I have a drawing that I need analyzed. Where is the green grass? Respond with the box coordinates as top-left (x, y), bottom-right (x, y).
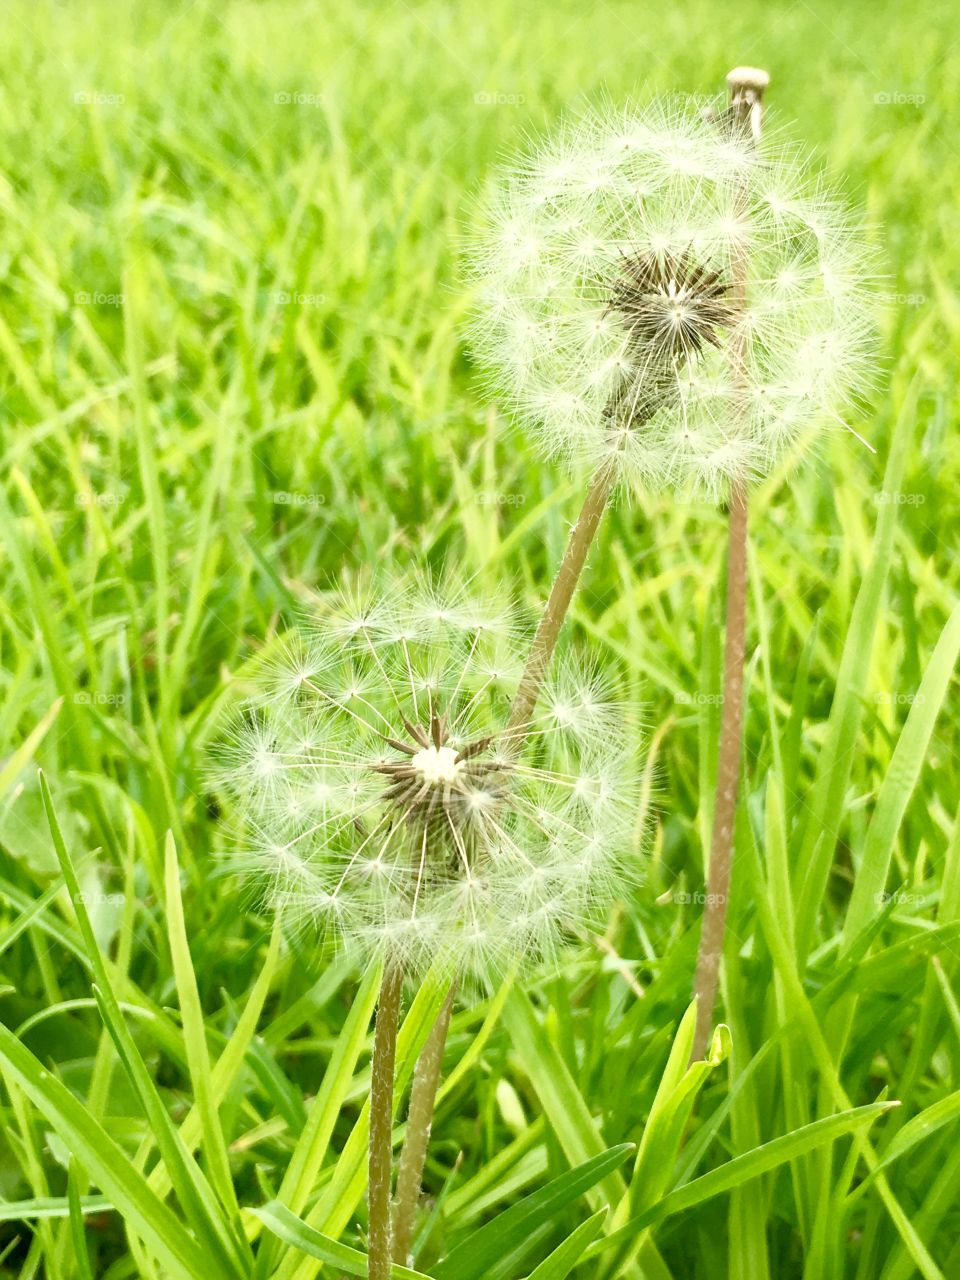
top-left (0, 0), bottom-right (958, 1275)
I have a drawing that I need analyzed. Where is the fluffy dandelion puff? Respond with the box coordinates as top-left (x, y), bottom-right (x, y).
top-left (466, 97), bottom-right (880, 501)
top-left (217, 580), bottom-right (640, 980)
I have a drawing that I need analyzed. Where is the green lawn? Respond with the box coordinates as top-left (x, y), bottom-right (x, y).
top-left (0, 0), bottom-right (958, 1276)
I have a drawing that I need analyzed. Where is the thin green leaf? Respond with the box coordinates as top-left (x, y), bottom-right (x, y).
top-left (40, 771), bottom-right (247, 1279)
top-left (164, 832), bottom-right (245, 1229)
top-left (843, 599), bottom-right (960, 949)
top-left (502, 989), bottom-right (626, 1210)
top-left (586, 1104), bottom-right (896, 1261)
top-left (0, 1023), bottom-right (206, 1280)
top-left (254, 960), bottom-right (382, 1279)
top-left (0, 1196), bottom-right (110, 1223)
top-left (252, 1201), bottom-right (430, 1278)
top-left (279, 969), bottom-right (450, 1280)
top-left (0, 696), bottom-right (62, 801)
top-left (525, 1208), bottom-right (609, 1280)
top-left (279, 961), bottom-right (382, 1214)
top-left (432, 1145), bottom-right (632, 1280)
top-left (68, 1162), bottom-right (96, 1280)
top-left (793, 381), bottom-right (916, 959)
top-left (151, 917), bottom-right (282, 1203)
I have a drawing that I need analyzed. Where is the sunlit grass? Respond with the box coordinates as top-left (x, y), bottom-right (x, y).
top-left (0, 0), bottom-right (958, 1275)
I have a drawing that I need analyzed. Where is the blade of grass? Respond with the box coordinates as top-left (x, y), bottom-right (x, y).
top-left (842, 598), bottom-right (960, 949)
top-left (41, 771), bottom-right (249, 1279)
top-left (253, 961), bottom-right (382, 1278)
top-left (793, 380), bottom-right (916, 960)
top-left (432, 1145), bottom-right (632, 1280)
top-left (164, 833), bottom-right (248, 1238)
top-left (277, 970), bottom-right (450, 1280)
top-left (524, 1207), bottom-right (608, 1280)
top-left (585, 1104), bottom-right (897, 1260)
top-left (151, 917), bottom-right (282, 1202)
top-left (253, 1201), bottom-right (431, 1278)
top-left (123, 256), bottom-right (171, 745)
top-left (502, 988), bottom-right (673, 1280)
top-left (0, 1024), bottom-right (208, 1280)
top-left (67, 1162), bottom-right (96, 1280)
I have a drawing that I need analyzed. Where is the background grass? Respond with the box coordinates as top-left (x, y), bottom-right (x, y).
top-left (0, 0), bottom-right (958, 1275)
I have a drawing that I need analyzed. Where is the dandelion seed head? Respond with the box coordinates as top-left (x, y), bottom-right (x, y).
top-left (467, 96), bottom-right (880, 498)
top-left (216, 577), bottom-right (641, 981)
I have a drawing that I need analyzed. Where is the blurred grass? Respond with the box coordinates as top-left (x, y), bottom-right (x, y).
top-left (0, 0), bottom-right (958, 1275)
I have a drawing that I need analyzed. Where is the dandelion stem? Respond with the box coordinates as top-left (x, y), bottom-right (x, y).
top-left (368, 962), bottom-right (404, 1280)
top-left (691, 65), bottom-right (768, 1062)
top-left (392, 984), bottom-right (457, 1265)
top-left (508, 462), bottom-right (616, 736)
top-left (691, 477), bottom-right (749, 1059)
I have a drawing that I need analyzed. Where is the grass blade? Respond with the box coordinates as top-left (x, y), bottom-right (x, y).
top-left (0, 1023), bottom-right (207, 1280)
top-left (432, 1145), bottom-right (632, 1280)
top-left (164, 833), bottom-right (246, 1231)
top-left (68, 1162), bottom-right (96, 1280)
top-left (40, 772), bottom-right (248, 1279)
top-left (524, 1207), bottom-right (609, 1279)
top-left (843, 598), bottom-right (960, 949)
top-left (586, 1104), bottom-right (897, 1260)
top-left (793, 381), bottom-right (916, 959)
top-left (252, 1201), bottom-right (430, 1278)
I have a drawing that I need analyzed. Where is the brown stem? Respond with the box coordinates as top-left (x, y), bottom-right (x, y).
top-left (391, 984), bottom-right (457, 1266)
top-left (691, 479), bottom-right (749, 1060)
top-left (689, 65), bottom-right (768, 1064)
top-left (507, 462), bottom-right (616, 737)
top-left (368, 963), bottom-right (404, 1280)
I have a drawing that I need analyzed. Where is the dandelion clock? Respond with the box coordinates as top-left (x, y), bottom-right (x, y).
top-left (220, 581), bottom-right (637, 981)
top-left (467, 80), bottom-right (877, 500)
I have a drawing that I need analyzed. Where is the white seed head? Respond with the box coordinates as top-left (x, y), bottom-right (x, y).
top-left (466, 97), bottom-right (881, 501)
top-left (216, 577), bottom-right (642, 981)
